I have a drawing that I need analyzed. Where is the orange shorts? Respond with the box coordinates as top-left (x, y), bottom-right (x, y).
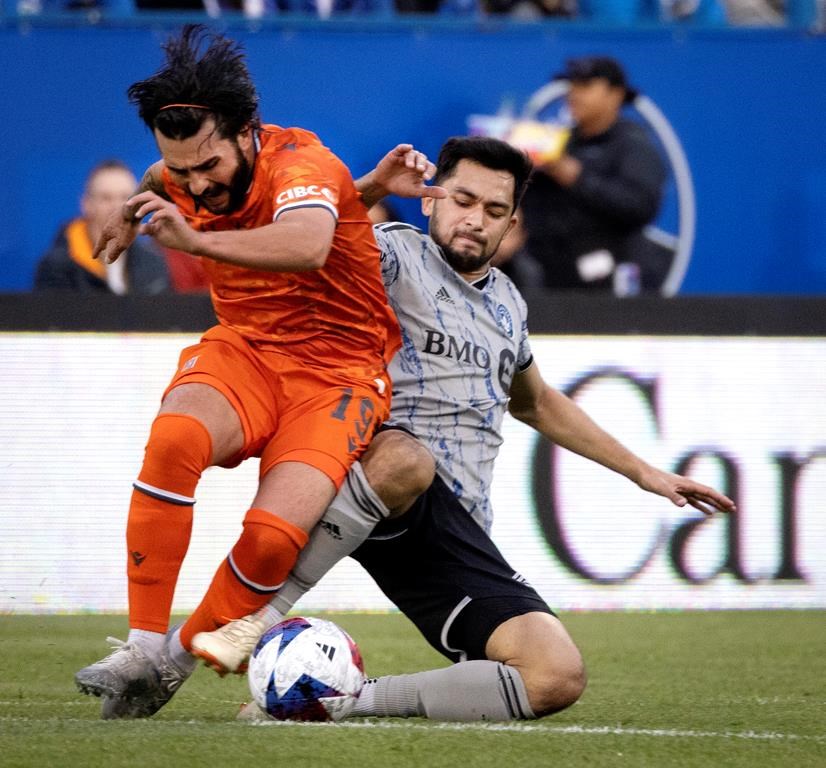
top-left (163, 324), bottom-right (391, 488)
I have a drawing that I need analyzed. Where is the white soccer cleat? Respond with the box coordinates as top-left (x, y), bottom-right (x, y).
top-left (191, 613), bottom-right (271, 676)
top-left (75, 637), bottom-right (157, 702)
top-left (119, 645), bottom-right (193, 718)
top-left (82, 629), bottom-right (194, 720)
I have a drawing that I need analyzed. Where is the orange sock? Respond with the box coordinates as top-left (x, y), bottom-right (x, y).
top-left (127, 413), bottom-right (212, 634)
top-left (180, 508), bottom-right (309, 650)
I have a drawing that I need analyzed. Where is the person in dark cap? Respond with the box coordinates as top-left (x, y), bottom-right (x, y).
top-left (558, 56), bottom-right (640, 104)
top-left (520, 56), bottom-right (669, 294)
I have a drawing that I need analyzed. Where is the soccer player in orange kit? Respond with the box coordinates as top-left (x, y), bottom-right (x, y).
top-left (74, 24), bottom-right (437, 719)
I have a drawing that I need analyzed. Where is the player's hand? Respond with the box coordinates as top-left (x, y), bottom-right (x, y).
top-left (92, 207), bottom-right (142, 265)
top-left (372, 144), bottom-right (447, 201)
top-left (636, 467), bottom-right (736, 517)
top-left (129, 191), bottom-right (201, 253)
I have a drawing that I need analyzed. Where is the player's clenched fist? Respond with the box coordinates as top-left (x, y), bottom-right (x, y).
top-left (130, 191), bottom-right (201, 253)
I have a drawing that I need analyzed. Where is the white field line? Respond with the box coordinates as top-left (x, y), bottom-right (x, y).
top-left (0, 708), bottom-right (824, 743)
top-left (252, 720), bottom-right (826, 742)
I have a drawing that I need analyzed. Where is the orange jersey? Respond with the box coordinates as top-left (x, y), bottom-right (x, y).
top-left (161, 125), bottom-right (400, 375)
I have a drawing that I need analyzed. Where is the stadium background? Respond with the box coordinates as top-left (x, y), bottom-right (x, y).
top-left (0, 12), bottom-right (824, 617)
top-left (1, 17), bottom-right (825, 293)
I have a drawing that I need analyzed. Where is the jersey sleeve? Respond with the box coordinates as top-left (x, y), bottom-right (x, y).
top-left (270, 146), bottom-right (341, 222)
top-left (517, 322), bottom-right (533, 371)
top-left (373, 222), bottom-right (416, 293)
top-left (514, 285), bottom-right (533, 371)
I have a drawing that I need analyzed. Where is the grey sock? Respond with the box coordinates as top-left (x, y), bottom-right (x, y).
top-left (126, 629), bottom-right (165, 663)
top-left (351, 661), bottom-right (536, 721)
top-left (167, 627), bottom-right (197, 674)
top-left (270, 461), bottom-right (389, 615)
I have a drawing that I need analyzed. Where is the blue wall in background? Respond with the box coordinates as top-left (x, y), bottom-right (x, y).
top-left (1, 21), bottom-right (824, 293)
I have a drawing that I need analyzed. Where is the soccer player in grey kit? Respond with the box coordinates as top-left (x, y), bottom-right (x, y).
top-left (175, 137), bottom-right (737, 721)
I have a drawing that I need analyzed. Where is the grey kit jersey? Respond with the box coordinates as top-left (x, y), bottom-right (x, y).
top-left (374, 222), bottom-right (533, 533)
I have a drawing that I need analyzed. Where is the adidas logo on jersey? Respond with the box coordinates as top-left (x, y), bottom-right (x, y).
top-left (435, 286), bottom-right (455, 304)
top-left (320, 520), bottom-right (343, 540)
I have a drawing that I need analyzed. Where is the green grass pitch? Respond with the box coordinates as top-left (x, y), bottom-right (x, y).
top-left (1, 611), bottom-right (824, 768)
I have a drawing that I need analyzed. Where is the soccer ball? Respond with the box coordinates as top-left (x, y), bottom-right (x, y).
top-left (248, 616), bottom-right (365, 722)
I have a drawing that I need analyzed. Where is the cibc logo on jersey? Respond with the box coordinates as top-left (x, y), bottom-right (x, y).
top-left (275, 185), bottom-right (337, 205)
top-left (423, 329), bottom-right (516, 393)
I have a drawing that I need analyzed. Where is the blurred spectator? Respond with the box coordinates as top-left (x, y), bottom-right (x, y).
top-left (490, 210), bottom-right (544, 294)
top-left (657, 0), bottom-right (727, 22)
top-left (720, 0), bottom-right (784, 24)
top-left (483, 0), bottom-right (575, 19)
top-left (34, 160), bottom-right (171, 295)
top-left (368, 198), bottom-right (403, 225)
top-left (223, 0), bottom-right (389, 15)
top-left (520, 56), bottom-right (668, 294)
top-left (135, 0), bottom-right (205, 9)
top-left (162, 248), bottom-right (211, 293)
top-left (14, 0), bottom-right (815, 20)
top-left (393, 0), bottom-right (439, 11)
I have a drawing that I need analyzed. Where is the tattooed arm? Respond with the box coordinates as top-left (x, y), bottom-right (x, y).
top-left (94, 161), bottom-right (169, 264)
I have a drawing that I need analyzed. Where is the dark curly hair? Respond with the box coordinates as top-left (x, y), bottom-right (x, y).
top-left (434, 136), bottom-right (533, 210)
top-left (127, 25), bottom-right (260, 140)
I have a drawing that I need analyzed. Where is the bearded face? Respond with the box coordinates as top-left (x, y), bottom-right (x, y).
top-left (425, 160), bottom-right (517, 279)
top-left (156, 119), bottom-right (255, 216)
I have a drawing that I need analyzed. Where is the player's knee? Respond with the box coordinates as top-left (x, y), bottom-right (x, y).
top-left (363, 430), bottom-right (435, 515)
top-left (526, 647), bottom-right (587, 717)
top-left (489, 613), bottom-right (586, 718)
top-left (140, 413), bottom-right (212, 484)
top-left (143, 413), bottom-right (213, 476)
top-left (390, 435), bottom-right (435, 496)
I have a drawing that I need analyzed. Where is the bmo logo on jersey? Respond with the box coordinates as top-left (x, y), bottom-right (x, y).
top-left (423, 329), bottom-right (491, 368)
top-left (276, 185), bottom-right (337, 205)
top-left (423, 329), bottom-right (516, 393)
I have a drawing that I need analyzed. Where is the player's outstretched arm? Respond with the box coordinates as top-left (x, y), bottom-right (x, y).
top-left (508, 364), bottom-right (736, 516)
top-left (632, 465), bottom-right (736, 517)
top-left (356, 144), bottom-right (447, 210)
